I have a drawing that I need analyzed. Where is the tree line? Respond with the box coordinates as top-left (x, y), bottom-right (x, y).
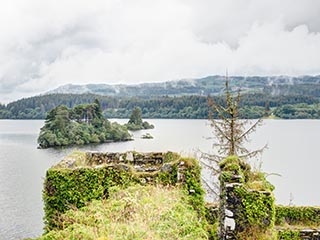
top-left (0, 92), bottom-right (319, 120)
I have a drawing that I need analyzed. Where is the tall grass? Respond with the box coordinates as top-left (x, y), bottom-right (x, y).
top-left (38, 185), bottom-right (209, 240)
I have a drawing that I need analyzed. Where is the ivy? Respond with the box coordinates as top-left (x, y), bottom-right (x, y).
top-left (275, 205), bottom-right (320, 226)
top-left (43, 167), bottom-right (135, 231)
top-left (234, 186), bottom-right (275, 229)
top-left (42, 152), bottom-right (208, 234)
top-left (277, 229), bottom-right (301, 240)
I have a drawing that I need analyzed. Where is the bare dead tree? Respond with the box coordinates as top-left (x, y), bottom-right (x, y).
top-left (200, 75), bottom-right (265, 199)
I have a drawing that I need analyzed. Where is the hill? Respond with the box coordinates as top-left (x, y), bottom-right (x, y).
top-left (1, 75), bottom-right (320, 119)
top-left (47, 75), bottom-right (320, 97)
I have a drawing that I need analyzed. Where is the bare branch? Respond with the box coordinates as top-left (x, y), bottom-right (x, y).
top-left (204, 77), bottom-right (265, 200)
top-left (236, 118), bottom-right (262, 142)
top-left (201, 177), bottom-right (219, 196)
top-left (199, 159), bottom-right (220, 174)
top-left (210, 119), bottom-right (232, 142)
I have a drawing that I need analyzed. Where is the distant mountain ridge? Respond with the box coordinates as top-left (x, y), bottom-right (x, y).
top-left (1, 75), bottom-right (319, 120)
top-left (47, 75), bottom-right (320, 97)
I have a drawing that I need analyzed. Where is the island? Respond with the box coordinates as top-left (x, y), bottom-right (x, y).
top-left (141, 133), bottom-right (153, 139)
top-left (37, 99), bottom-right (131, 148)
top-left (125, 107), bottom-right (155, 130)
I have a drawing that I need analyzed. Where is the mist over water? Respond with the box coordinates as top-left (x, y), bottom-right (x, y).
top-left (0, 119), bottom-right (319, 239)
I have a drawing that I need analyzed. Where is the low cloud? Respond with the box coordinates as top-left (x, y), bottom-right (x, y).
top-left (0, 0), bottom-right (320, 103)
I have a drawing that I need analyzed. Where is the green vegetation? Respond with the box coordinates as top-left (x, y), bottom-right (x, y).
top-left (37, 100), bottom-right (131, 148)
top-left (263, 83), bottom-right (320, 98)
top-left (0, 92), bottom-right (319, 120)
top-left (125, 107), bottom-right (154, 130)
top-left (38, 185), bottom-right (209, 240)
top-left (205, 79), bottom-right (277, 239)
top-left (277, 229), bottom-right (301, 240)
top-left (219, 156), bottom-right (276, 240)
top-left (217, 150), bottom-right (319, 239)
top-left (205, 79), bottom-right (320, 239)
top-left (234, 186), bottom-right (275, 228)
top-left (275, 206), bottom-right (320, 240)
top-left (219, 155), bottom-right (250, 183)
top-left (141, 133), bottom-right (153, 139)
top-left (47, 75), bottom-right (320, 98)
top-left (28, 76), bottom-right (320, 239)
top-left (1, 75), bottom-right (319, 119)
top-left (42, 151), bottom-right (211, 236)
top-left (275, 206), bottom-right (320, 227)
top-left (43, 165), bottom-right (135, 230)
top-left (274, 103), bottom-right (320, 119)
top-left (208, 80), bottom-right (263, 159)
top-left (203, 79), bottom-right (264, 182)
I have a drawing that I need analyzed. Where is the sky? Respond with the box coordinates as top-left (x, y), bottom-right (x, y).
top-left (1, 0), bottom-right (320, 103)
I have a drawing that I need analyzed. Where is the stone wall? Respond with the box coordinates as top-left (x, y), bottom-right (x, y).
top-left (276, 205), bottom-right (320, 240)
top-left (277, 228), bottom-right (320, 240)
top-left (218, 156), bottom-right (320, 240)
top-left (43, 151), bottom-right (320, 238)
top-left (86, 151), bottom-right (165, 167)
top-left (43, 151), bottom-right (204, 231)
top-left (218, 156), bottom-right (275, 239)
top-left (299, 229), bottom-right (320, 239)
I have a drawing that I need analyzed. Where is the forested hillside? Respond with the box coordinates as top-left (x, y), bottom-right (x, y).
top-left (47, 75), bottom-right (320, 97)
top-left (1, 75), bottom-right (320, 119)
top-left (0, 92), bottom-right (319, 119)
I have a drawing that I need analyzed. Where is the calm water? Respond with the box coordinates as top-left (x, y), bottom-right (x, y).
top-left (0, 119), bottom-right (319, 239)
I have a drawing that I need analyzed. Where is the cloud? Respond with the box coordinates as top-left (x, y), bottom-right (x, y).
top-left (0, 0), bottom-right (320, 103)
top-left (188, 0), bottom-right (320, 45)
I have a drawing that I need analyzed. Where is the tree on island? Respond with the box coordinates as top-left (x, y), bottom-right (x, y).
top-left (38, 99), bottom-right (131, 148)
top-left (126, 107), bottom-right (154, 130)
top-left (128, 107), bottom-right (143, 126)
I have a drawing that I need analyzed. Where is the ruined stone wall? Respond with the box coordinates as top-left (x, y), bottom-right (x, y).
top-left (218, 156), bottom-right (320, 240)
top-left (218, 156), bottom-right (275, 239)
top-left (43, 151), bottom-right (204, 231)
top-left (277, 229), bottom-right (320, 240)
top-left (276, 205), bottom-right (320, 240)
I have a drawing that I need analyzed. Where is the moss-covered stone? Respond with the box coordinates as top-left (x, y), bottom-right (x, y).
top-left (43, 166), bottom-right (136, 230)
top-left (233, 186), bottom-right (275, 230)
top-left (218, 156), bottom-right (320, 240)
top-left (39, 185), bottom-right (209, 240)
top-left (219, 156), bottom-right (275, 239)
top-left (43, 151), bottom-right (205, 232)
top-left (277, 229), bottom-right (301, 240)
top-left (275, 206), bottom-right (320, 227)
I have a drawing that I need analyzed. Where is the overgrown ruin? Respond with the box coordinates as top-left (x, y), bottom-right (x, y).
top-left (42, 151), bottom-right (320, 239)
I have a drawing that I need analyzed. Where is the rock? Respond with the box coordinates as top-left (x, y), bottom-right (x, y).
top-left (140, 178), bottom-right (147, 184)
top-left (141, 133), bottom-right (153, 139)
top-left (160, 163), bottom-right (173, 173)
top-left (145, 167), bottom-right (158, 172)
top-left (126, 152), bottom-right (134, 162)
top-left (134, 166), bottom-right (145, 172)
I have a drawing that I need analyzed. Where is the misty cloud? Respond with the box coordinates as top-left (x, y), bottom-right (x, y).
top-left (0, 0), bottom-right (320, 103)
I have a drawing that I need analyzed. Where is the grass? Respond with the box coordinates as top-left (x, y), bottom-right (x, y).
top-left (37, 185), bottom-right (209, 240)
top-left (53, 150), bottom-right (87, 169)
